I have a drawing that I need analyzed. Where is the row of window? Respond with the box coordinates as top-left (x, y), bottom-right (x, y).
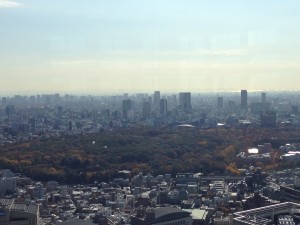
top-left (164, 219), bottom-right (186, 225)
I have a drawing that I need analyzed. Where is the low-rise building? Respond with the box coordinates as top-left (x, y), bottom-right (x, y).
top-left (131, 207), bottom-right (192, 225)
top-left (0, 198), bottom-right (40, 225)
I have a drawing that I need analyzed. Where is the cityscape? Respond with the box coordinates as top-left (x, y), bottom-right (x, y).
top-left (2, 0), bottom-right (300, 225)
top-left (0, 90), bottom-right (300, 225)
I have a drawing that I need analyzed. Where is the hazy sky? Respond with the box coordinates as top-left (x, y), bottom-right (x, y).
top-left (1, 0), bottom-right (300, 94)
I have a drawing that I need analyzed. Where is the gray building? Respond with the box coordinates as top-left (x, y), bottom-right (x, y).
top-left (131, 207), bottom-right (192, 225)
top-left (179, 93), bottom-right (192, 113)
top-left (0, 199), bottom-right (40, 225)
top-left (241, 90), bottom-right (247, 112)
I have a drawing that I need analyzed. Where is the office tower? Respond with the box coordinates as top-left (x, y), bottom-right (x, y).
top-left (261, 111), bottom-right (276, 128)
top-left (153, 91), bottom-right (160, 108)
top-left (241, 90), bottom-right (248, 111)
top-left (122, 99), bottom-right (134, 120)
top-left (172, 94), bottom-right (177, 106)
top-left (217, 97), bottom-right (224, 109)
top-left (5, 105), bottom-right (15, 120)
top-left (160, 99), bottom-right (168, 115)
top-left (261, 92), bottom-right (266, 103)
top-left (1, 97), bottom-right (7, 105)
top-left (179, 92), bottom-right (192, 112)
top-left (36, 95), bottom-right (41, 104)
top-left (142, 102), bottom-right (151, 119)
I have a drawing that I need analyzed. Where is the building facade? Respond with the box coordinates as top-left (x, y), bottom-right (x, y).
top-left (0, 199), bottom-right (40, 225)
top-left (160, 99), bottom-right (168, 115)
top-left (241, 90), bottom-right (248, 112)
top-left (179, 93), bottom-right (192, 113)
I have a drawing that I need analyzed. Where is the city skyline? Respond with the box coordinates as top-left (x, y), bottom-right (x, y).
top-left (1, 0), bottom-right (300, 94)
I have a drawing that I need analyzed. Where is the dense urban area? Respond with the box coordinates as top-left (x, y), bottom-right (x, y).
top-left (1, 91), bottom-right (300, 225)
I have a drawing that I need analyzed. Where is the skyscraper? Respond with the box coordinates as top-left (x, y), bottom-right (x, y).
top-left (241, 90), bottom-right (248, 111)
top-left (153, 91), bottom-right (160, 109)
top-left (179, 92), bottom-right (192, 112)
top-left (217, 97), bottom-right (224, 109)
top-left (261, 92), bottom-right (266, 103)
top-left (261, 111), bottom-right (276, 128)
top-left (160, 99), bottom-right (168, 115)
top-left (122, 99), bottom-right (134, 120)
top-left (142, 101), bottom-right (151, 119)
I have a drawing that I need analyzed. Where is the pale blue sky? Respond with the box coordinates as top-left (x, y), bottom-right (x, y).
top-left (1, 0), bottom-right (300, 94)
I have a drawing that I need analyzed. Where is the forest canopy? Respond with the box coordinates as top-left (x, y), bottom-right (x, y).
top-left (0, 126), bottom-right (298, 184)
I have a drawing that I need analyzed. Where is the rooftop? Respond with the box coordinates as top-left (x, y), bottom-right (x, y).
top-left (154, 207), bottom-right (191, 220)
top-left (183, 209), bottom-right (208, 220)
top-left (59, 220), bottom-right (95, 225)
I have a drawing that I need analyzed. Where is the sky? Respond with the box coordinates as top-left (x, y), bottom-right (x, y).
top-left (1, 0), bottom-right (300, 95)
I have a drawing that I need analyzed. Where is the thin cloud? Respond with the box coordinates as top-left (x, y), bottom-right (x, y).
top-left (0, 0), bottom-right (22, 8)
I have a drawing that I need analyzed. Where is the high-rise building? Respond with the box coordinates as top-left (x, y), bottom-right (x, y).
top-left (160, 99), bottom-right (168, 115)
top-left (153, 91), bottom-right (160, 109)
top-left (217, 97), bottom-right (224, 109)
top-left (1, 97), bottom-right (7, 105)
top-left (179, 92), bottom-right (192, 112)
top-left (5, 105), bottom-right (15, 120)
top-left (261, 92), bottom-right (266, 103)
top-left (122, 99), bottom-right (134, 120)
top-left (241, 90), bottom-right (248, 111)
top-left (147, 96), bottom-right (152, 107)
top-left (261, 111), bottom-right (276, 128)
top-left (142, 102), bottom-right (151, 119)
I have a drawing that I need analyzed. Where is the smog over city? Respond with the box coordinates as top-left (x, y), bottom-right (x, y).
top-left (1, 1), bottom-right (300, 225)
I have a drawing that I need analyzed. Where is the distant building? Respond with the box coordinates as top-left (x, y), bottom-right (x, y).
top-left (28, 118), bottom-right (36, 133)
top-left (241, 90), bottom-right (247, 112)
top-left (250, 102), bottom-right (262, 115)
top-left (1, 97), bottom-right (8, 105)
top-left (160, 99), bottom-right (168, 115)
top-left (142, 102), bottom-right (151, 119)
top-left (217, 97), bottom-right (223, 109)
top-left (179, 92), bottom-right (192, 113)
top-left (261, 93), bottom-right (266, 103)
top-left (122, 99), bottom-right (134, 120)
top-left (261, 111), bottom-right (276, 128)
top-left (167, 95), bottom-right (177, 110)
top-left (148, 96), bottom-right (153, 107)
top-left (154, 91), bottom-right (160, 109)
top-left (5, 105), bottom-right (15, 120)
